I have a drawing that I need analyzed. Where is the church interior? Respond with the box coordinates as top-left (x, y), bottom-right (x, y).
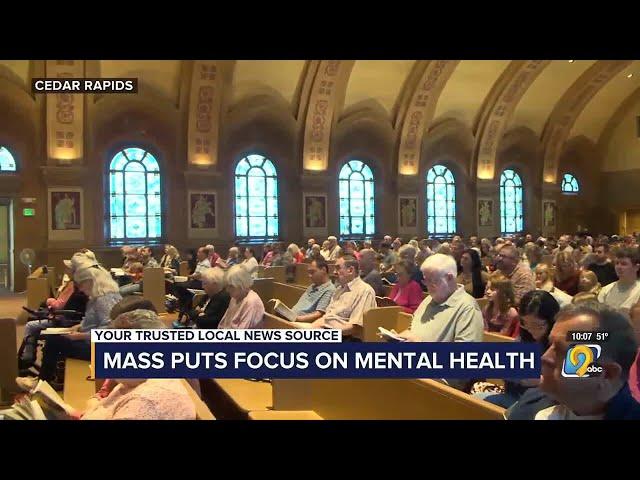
top-left (1, 59), bottom-right (639, 421)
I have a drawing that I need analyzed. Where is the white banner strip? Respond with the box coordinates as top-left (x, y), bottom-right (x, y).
top-left (91, 329), bottom-right (342, 343)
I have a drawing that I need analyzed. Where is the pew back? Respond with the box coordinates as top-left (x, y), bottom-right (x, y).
top-left (260, 266), bottom-right (286, 283)
top-left (142, 267), bottom-right (166, 314)
top-left (0, 317), bottom-right (18, 405)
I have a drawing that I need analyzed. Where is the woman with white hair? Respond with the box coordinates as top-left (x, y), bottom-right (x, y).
top-left (17, 266), bottom-right (122, 391)
top-left (218, 265), bottom-right (265, 329)
top-left (82, 308), bottom-right (196, 420)
top-left (216, 246), bottom-right (240, 269)
top-left (174, 267), bottom-right (231, 329)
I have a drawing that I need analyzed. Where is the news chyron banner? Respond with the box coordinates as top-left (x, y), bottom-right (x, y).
top-left (91, 329), bottom-right (541, 379)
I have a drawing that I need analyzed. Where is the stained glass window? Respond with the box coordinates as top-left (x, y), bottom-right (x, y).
top-left (426, 164), bottom-right (456, 237)
top-left (339, 160), bottom-right (375, 237)
top-left (561, 173), bottom-right (579, 194)
top-left (108, 147), bottom-right (162, 242)
top-left (234, 154), bottom-right (278, 241)
top-left (0, 146), bottom-right (17, 172)
top-left (500, 169), bottom-right (524, 235)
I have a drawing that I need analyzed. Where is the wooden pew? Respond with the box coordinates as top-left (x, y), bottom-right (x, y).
top-left (252, 277), bottom-right (275, 306)
top-left (26, 266), bottom-right (51, 310)
top-left (396, 311), bottom-right (412, 332)
top-left (483, 331), bottom-right (515, 342)
top-left (178, 261), bottom-right (190, 276)
top-left (314, 378), bottom-right (505, 419)
top-left (358, 306), bottom-right (402, 342)
top-left (294, 263), bottom-right (311, 286)
top-left (64, 359), bottom-right (215, 419)
top-left (142, 267), bottom-right (166, 314)
top-left (260, 266), bottom-right (286, 283)
top-left (0, 317), bottom-right (18, 406)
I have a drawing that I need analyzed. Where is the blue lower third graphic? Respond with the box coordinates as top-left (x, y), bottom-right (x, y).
top-left (93, 342), bottom-right (541, 379)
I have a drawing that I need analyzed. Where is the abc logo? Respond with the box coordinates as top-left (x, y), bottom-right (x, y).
top-left (562, 344), bottom-right (602, 378)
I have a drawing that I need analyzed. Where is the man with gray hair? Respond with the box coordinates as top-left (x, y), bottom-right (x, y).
top-left (358, 249), bottom-right (385, 297)
top-left (311, 255), bottom-right (376, 336)
top-left (508, 302), bottom-right (640, 420)
top-left (399, 253), bottom-right (483, 342)
top-left (326, 236), bottom-right (342, 261)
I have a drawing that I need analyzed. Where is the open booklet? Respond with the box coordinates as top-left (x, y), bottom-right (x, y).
top-left (266, 299), bottom-right (297, 322)
top-left (0, 380), bottom-right (76, 420)
top-left (41, 327), bottom-right (73, 335)
top-left (377, 327), bottom-right (407, 343)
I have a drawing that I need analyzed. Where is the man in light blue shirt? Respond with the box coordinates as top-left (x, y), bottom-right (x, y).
top-left (292, 258), bottom-right (336, 323)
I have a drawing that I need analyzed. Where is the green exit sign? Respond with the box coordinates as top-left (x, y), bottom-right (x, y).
top-left (23, 208), bottom-right (35, 217)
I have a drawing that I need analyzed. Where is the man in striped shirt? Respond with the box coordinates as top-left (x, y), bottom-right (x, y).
top-left (292, 258), bottom-right (336, 323)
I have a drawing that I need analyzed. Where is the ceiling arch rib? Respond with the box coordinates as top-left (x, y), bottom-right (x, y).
top-left (302, 60), bottom-right (355, 172)
top-left (473, 60), bottom-right (550, 180)
top-left (541, 60), bottom-right (631, 184)
top-left (396, 60), bottom-right (459, 175)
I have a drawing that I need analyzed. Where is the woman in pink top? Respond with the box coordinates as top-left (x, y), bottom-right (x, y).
top-left (218, 264), bottom-right (265, 329)
top-left (629, 302), bottom-right (640, 401)
top-left (387, 261), bottom-right (423, 314)
top-left (81, 308), bottom-right (196, 420)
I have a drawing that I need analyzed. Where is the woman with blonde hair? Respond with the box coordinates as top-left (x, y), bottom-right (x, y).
top-left (287, 243), bottom-right (305, 263)
top-left (483, 272), bottom-right (519, 337)
top-left (553, 250), bottom-right (580, 296)
top-left (578, 269), bottom-right (601, 295)
top-left (218, 265), bottom-right (265, 329)
top-left (160, 244), bottom-right (181, 274)
top-left (534, 263), bottom-right (573, 307)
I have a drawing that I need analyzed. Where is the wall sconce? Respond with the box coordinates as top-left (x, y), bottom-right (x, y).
top-left (192, 153), bottom-right (213, 167)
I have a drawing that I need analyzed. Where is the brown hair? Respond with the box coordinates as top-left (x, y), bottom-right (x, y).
top-left (488, 271), bottom-right (515, 314)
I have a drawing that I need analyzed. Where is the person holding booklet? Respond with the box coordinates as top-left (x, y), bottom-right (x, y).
top-left (280, 258), bottom-right (336, 323)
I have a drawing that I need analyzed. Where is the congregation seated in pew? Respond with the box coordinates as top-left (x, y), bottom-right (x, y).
top-left (174, 267), bottom-right (230, 329)
top-left (397, 254), bottom-right (483, 343)
top-left (308, 256), bottom-right (376, 337)
top-left (289, 258), bottom-right (335, 323)
top-left (81, 309), bottom-right (196, 420)
top-left (218, 264), bottom-right (265, 329)
top-left (473, 290), bottom-right (560, 409)
top-left (506, 302), bottom-right (640, 420)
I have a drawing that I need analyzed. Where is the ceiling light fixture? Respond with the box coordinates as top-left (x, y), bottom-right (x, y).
top-left (627, 73), bottom-right (634, 78)
top-left (568, 60), bottom-right (574, 63)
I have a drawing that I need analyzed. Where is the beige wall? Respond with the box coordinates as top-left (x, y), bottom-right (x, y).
top-left (602, 95), bottom-right (640, 172)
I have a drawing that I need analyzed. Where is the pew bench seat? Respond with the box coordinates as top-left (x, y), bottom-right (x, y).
top-left (201, 378), bottom-right (273, 419)
top-left (248, 410), bottom-right (323, 420)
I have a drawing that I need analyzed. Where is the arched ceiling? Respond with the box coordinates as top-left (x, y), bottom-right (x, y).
top-left (0, 60), bottom-right (29, 86)
top-left (343, 60), bottom-right (415, 116)
top-left (231, 60), bottom-right (306, 107)
top-left (434, 60), bottom-right (510, 127)
top-left (511, 60), bottom-right (595, 136)
top-left (2, 59), bottom-right (639, 174)
top-left (572, 60), bottom-right (640, 141)
top-left (99, 60), bottom-right (182, 106)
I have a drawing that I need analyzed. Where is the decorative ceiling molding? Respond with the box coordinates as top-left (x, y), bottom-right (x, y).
top-left (301, 60), bottom-right (355, 172)
top-left (541, 60), bottom-right (631, 184)
top-left (45, 60), bottom-right (86, 165)
top-left (396, 60), bottom-right (459, 176)
top-left (186, 60), bottom-right (223, 168)
top-left (473, 60), bottom-right (550, 180)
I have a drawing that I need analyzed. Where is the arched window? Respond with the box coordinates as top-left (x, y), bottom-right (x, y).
top-left (108, 147), bottom-right (162, 242)
top-left (426, 164), bottom-right (456, 236)
top-left (561, 173), bottom-right (579, 194)
top-left (0, 146), bottom-right (17, 172)
top-left (500, 169), bottom-right (524, 234)
top-left (234, 154), bottom-right (278, 241)
top-left (339, 160), bottom-right (375, 237)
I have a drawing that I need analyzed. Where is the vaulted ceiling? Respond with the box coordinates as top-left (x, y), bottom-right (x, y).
top-left (1, 59), bottom-right (638, 170)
